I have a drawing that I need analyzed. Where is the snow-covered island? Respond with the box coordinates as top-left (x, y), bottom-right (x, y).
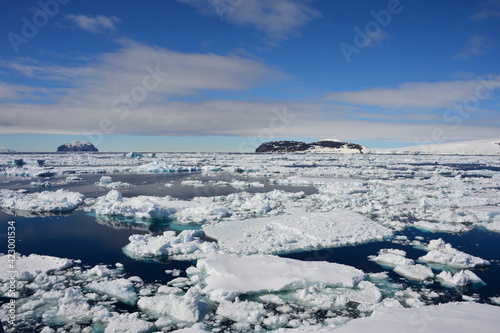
top-left (57, 141), bottom-right (99, 152)
top-left (255, 139), bottom-right (365, 153)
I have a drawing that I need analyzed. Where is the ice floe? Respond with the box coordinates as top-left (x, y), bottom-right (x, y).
top-left (327, 302), bottom-right (500, 333)
top-left (0, 189), bottom-right (84, 213)
top-left (203, 210), bottom-right (392, 255)
top-left (93, 190), bottom-right (194, 221)
top-left (123, 230), bottom-right (218, 261)
top-left (188, 253), bottom-right (365, 302)
top-left (436, 270), bottom-right (484, 287)
top-left (418, 238), bottom-right (491, 269)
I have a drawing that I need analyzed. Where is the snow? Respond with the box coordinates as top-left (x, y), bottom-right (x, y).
top-left (94, 190), bottom-right (194, 221)
top-left (203, 210), bottom-right (392, 255)
top-left (329, 302), bottom-right (500, 333)
top-left (137, 287), bottom-right (205, 322)
top-left (369, 249), bottom-right (414, 267)
top-left (103, 313), bottom-right (155, 333)
top-left (0, 254), bottom-right (73, 280)
top-left (216, 300), bottom-right (267, 325)
top-left (189, 253), bottom-right (365, 302)
top-left (393, 263), bottom-right (434, 282)
top-left (86, 278), bottom-right (138, 305)
top-left (135, 160), bottom-right (197, 173)
top-left (418, 238), bottom-right (491, 269)
top-left (0, 189), bottom-right (84, 213)
top-left (123, 230), bottom-right (218, 261)
top-left (436, 270), bottom-right (484, 287)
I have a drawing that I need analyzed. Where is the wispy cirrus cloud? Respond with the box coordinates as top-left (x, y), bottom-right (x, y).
top-left (65, 14), bottom-right (121, 33)
top-left (177, 0), bottom-right (321, 41)
top-left (454, 35), bottom-right (493, 60)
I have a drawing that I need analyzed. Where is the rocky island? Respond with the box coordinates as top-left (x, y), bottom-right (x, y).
top-left (57, 141), bottom-right (99, 152)
top-left (255, 139), bottom-right (365, 153)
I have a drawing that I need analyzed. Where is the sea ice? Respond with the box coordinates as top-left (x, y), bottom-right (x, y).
top-left (137, 287), bottom-right (206, 322)
top-left (189, 253), bottom-right (365, 302)
top-left (436, 270), bottom-right (484, 287)
top-left (135, 160), bottom-right (197, 173)
top-left (93, 190), bottom-right (194, 221)
top-left (123, 230), bottom-right (218, 261)
top-left (393, 263), bottom-right (434, 282)
top-left (0, 189), bottom-right (84, 213)
top-left (368, 249), bottom-right (414, 267)
top-left (0, 254), bottom-right (73, 281)
top-left (418, 238), bottom-right (491, 269)
top-left (86, 278), bottom-right (138, 305)
top-left (203, 210), bottom-right (392, 255)
top-left (329, 302), bottom-right (500, 333)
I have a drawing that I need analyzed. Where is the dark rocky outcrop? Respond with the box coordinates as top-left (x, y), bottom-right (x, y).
top-left (57, 141), bottom-right (98, 152)
top-left (255, 140), bottom-right (364, 153)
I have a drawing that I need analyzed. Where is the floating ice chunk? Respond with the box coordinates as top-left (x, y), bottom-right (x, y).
top-left (419, 238), bottom-right (490, 269)
top-left (103, 312), bottom-right (155, 333)
top-left (393, 264), bottom-right (434, 282)
top-left (55, 287), bottom-right (93, 324)
top-left (123, 230), bottom-right (218, 261)
top-left (0, 254), bottom-right (73, 281)
top-left (369, 249), bottom-right (414, 267)
top-left (86, 278), bottom-right (138, 305)
top-left (0, 189), bottom-right (84, 213)
top-left (173, 205), bottom-right (230, 224)
top-left (490, 297), bottom-right (500, 305)
top-left (137, 287), bottom-right (205, 322)
top-left (203, 210), bottom-right (392, 255)
top-left (135, 161), bottom-right (196, 173)
top-left (191, 253), bottom-right (365, 302)
top-left (414, 221), bottom-right (470, 234)
top-left (216, 300), bottom-right (267, 324)
top-left (436, 270), bottom-right (484, 287)
top-left (230, 180), bottom-right (265, 189)
top-left (94, 190), bottom-right (194, 221)
top-left (329, 302), bottom-right (500, 333)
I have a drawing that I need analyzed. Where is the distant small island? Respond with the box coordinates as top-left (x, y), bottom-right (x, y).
top-left (0, 147), bottom-right (16, 153)
top-left (255, 139), bottom-right (365, 153)
top-left (57, 141), bottom-right (99, 152)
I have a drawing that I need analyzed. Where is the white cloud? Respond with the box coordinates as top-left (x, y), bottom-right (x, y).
top-left (177, 0), bottom-right (321, 41)
top-left (65, 14), bottom-right (120, 33)
top-left (454, 35), bottom-right (492, 60)
top-left (327, 77), bottom-right (500, 109)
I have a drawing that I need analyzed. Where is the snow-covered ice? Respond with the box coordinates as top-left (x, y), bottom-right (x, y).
top-left (0, 189), bottom-right (84, 213)
top-left (123, 230), bottom-right (218, 261)
top-left (203, 210), bottom-right (392, 255)
top-left (418, 238), bottom-right (491, 269)
top-left (436, 270), bottom-right (485, 287)
top-left (0, 254), bottom-right (73, 281)
top-left (188, 253), bottom-right (365, 302)
top-left (94, 190), bottom-right (194, 221)
top-left (327, 302), bottom-right (500, 333)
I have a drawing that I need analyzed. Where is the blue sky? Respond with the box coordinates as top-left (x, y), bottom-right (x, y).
top-left (0, 0), bottom-right (499, 152)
